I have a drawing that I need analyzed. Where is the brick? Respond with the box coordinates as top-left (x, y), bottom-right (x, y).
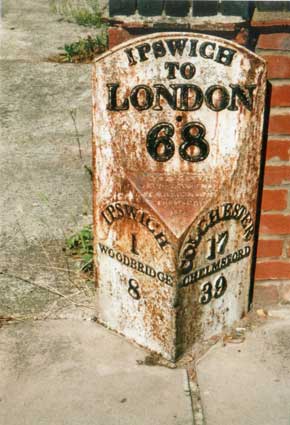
top-left (257, 239), bottom-right (283, 258)
top-left (266, 139), bottom-right (290, 161)
top-left (260, 214), bottom-right (290, 235)
top-left (252, 12), bottom-right (290, 28)
top-left (271, 85), bottom-right (290, 107)
top-left (256, 2), bottom-right (290, 12)
top-left (108, 27), bottom-right (135, 49)
top-left (263, 55), bottom-right (290, 79)
top-left (253, 284), bottom-right (279, 305)
top-left (258, 33), bottom-right (290, 50)
top-left (280, 283), bottom-right (290, 303)
top-left (255, 261), bottom-right (290, 280)
top-left (263, 165), bottom-right (290, 185)
top-left (269, 114), bottom-right (290, 135)
top-left (261, 189), bottom-right (288, 211)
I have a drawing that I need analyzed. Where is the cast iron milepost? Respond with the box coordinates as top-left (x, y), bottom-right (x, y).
top-left (92, 33), bottom-right (266, 361)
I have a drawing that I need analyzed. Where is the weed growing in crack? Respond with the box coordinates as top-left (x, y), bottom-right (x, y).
top-left (49, 1), bottom-right (108, 62)
top-left (50, 0), bottom-right (105, 28)
top-left (66, 225), bottom-right (93, 273)
top-left (72, 9), bottom-right (103, 27)
top-left (62, 33), bottom-right (107, 62)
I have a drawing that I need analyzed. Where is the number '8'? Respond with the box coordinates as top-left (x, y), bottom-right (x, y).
top-left (146, 121), bottom-right (209, 163)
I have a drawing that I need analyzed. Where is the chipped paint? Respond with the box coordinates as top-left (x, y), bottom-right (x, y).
top-left (92, 33), bottom-right (266, 360)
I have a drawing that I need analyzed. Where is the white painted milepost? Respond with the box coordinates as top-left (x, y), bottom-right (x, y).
top-left (92, 33), bottom-right (266, 360)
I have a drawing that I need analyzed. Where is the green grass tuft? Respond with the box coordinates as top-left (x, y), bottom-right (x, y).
top-left (63, 32), bottom-right (107, 62)
top-left (66, 225), bottom-right (93, 273)
top-left (50, 0), bottom-right (105, 28)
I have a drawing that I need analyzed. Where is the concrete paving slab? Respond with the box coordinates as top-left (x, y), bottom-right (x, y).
top-left (0, 320), bottom-right (194, 425)
top-left (0, 0), bottom-right (95, 318)
top-left (196, 318), bottom-right (290, 425)
top-left (0, 60), bottom-right (92, 242)
top-left (0, 0), bottom-right (94, 62)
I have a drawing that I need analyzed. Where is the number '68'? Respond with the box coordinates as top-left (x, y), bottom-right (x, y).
top-left (146, 121), bottom-right (209, 163)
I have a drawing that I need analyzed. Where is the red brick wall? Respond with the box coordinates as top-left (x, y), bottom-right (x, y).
top-left (255, 32), bottom-right (290, 306)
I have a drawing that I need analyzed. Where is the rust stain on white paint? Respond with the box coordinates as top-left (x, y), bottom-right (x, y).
top-left (92, 33), bottom-right (266, 360)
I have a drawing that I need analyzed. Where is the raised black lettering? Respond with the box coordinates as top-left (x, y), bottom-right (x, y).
top-left (238, 249), bottom-right (244, 259)
top-left (201, 265), bottom-right (210, 278)
top-left (221, 257), bottom-right (228, 268)
top-left (209, 208), bottom-right (220, 227)
top-left (123, 254), bottom-right (130, 266)
top-left (130, 85), bottom-right (154, 111)
top-left (223, 203), bottom-right (233, 220)
top-left (157, 272), bottom-right (165, 282)
top-left (166, 38), bottom-right (188, 56)
top-left (128, 278), bottom-right (140, 300)
top-left (241, 212), bottom-right (252, 226)
top-left (152, 84), bottom-right (177, 111)
top-left (116, 252), bottom-right (123, 262)
top-left (211, 259), bottom-right (221, 274)
top-left (145, 265), bottom-right (156, 278)
top-left (198, 219), bottom-right (209, 235)
top-left (98, 243), bottom-right (109, 254)
top-left (228, 84), bottom-right (256, 111)
top-left (130, 258), bottom-right (137, 269)
top-left (145, 218), bottom-right (156, 233)
top-left (244, 224), bottom-right (254, 241)
top-left (106, 83), bottom-right (129, 111)
top-left (108, 249), bottom-right (115, 258)
top-left (199, 42), bottom-right (216, 59)
top-left (124, 48), bottom-right (137, 66)
top-left (189, 39), bottom-right (198, 57)
top-left (180, 62), bottom-right (196, 80)
top-left (173, 84), bottom-right (203, 111)
top-left (139, 211), bottom-right (147, 226)
top-left (106, 204), bottom-right (117, 222)
top-left (155, 232), bottom-right (170, 249)
top-left (214, 275), bottom-right (227, 299)
top-left (152, 40), bottom-right (166, 58)
top-left (205, 85), bottom-right (230, 111)
top-left (235, 205), bottom-right (246, 220)
top-left (163, 274), bottom-right (173, 286)
top-left (136, 43), bottom-right (151, 62)
top-left (179, 244), bottom-right (196, 275)
top-left (131, 233), bottom-right (139, 255)
top-left (182, 274), bottom-right (191, 287)
top-left (233, 203), bottom-right (241, 218)
top-left (124, 204), bottom-right (138, 220)
top-left (101, 211), bottom-right (113, 225)
top-left (179, 121), bottom-right (209, 162)
top-left (137, 262), bottom-right (144, 273)
top-left (232, 252), bottom-right (238, 262)
top-left (164, 62), bottom-right (179, 80)
top-left (215, 46), bottom-right (236, 66)
top-left (115, 202), bottom-right (124, 219)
